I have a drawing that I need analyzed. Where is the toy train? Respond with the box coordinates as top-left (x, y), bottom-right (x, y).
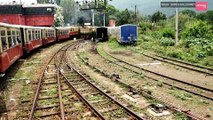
top-left (108, 24), bottom-right (138, 44)
top-left (0, 23), bottom-right (138, 74)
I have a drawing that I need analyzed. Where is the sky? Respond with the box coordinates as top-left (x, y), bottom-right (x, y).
top-left (109, 0), bottom-right (213, 16)
top-left (0, 0), bottom-right (212, 16)
top-left (0, 0), bottom-right (37, 4)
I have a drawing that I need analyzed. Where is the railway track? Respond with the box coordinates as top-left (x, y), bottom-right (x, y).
top-left (142, 53), bottom-right (213, 76)
top-left (96, 46), bottom-right (213, 101)
top-left (59, 43), bottom-right (144, 120)
top-left (76, 46), bottom-right (206, 120)
top-left (28, 42), bottom-right (99, 119)
top-left (28, 40), bottom-right (144, 119)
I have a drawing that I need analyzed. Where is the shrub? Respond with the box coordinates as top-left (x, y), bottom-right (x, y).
top-left (150, 31), bottom-right (162, 40)
top-left (161, 28), bottom-right (175, 39)
top-left (185, 38), bottom-right (213, 58)
top-left (160, 37), bottom-right (175, 46)
top-left (166, 48), bottom-right (184, 59)
top-left (182, 20), bottom-right (213, 40)
top-left (139, 21), bottom-right (152, 33)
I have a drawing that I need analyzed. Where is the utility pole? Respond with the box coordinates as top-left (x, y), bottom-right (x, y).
top-left (76, 0), bottom-right (111, 26)
top-left (135, 5), bottom-right (137, 23)
top-left (103, 0), bottom-right (107, 26)
top-left (175, 0), bottom-right (179, 43)
top-left (92, 9), bottom-right (95, 26)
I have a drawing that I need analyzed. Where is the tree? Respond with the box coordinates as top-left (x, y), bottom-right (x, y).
top-left (206, 10), bottom-right (213, 25)
top-left (182, 20), bottom-right (213, 40)
top-left (180, 10), bottom-right (196, 17)
top-left (54, 6), bottom-right (64, 26)
top-left (116, 9), bottom-right (131, 25)
top-left (105, 5), bottom-right (119, 26)
top-left (77, 17), bottom-right (84, 26)
top-left (60, 0), bottom-right (78, 24)
top-left (37, 0), bottom-right (50, 3)
top-left (196, 13), bottom-right (206, 21)
top-left (151, 11), bottom-right (166, 23)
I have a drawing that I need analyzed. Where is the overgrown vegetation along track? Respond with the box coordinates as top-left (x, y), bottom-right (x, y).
top-left (77, 45), bottom-right (206, 120)
top-left (29, 40), bottom-right (144, 120)
top-left (142, 53), bottom-right (213, 76)
top-left (96, 46), bottom-right (213, 101)
top-left (28, 41), bottom-right (99, 119)
top-left (59, 43), bottom-right (144, 120)
top-left (79, 48), bottom-right (208, 120)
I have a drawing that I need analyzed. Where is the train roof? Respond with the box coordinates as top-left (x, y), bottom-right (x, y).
top-left (22, 4), bottom-right (57, 8)
top-left (0, 23), bottom-right (55, 29)
top-left (0, 22), bottom-right (21, 28)
top-left (120, 24), bottom-right (137, 27)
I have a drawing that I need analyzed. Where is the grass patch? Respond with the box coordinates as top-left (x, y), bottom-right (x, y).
top-left (38, 98), bottom-right (58, 106)
top-left (174, 112), bottom-right (190, 120)
top-left (96, 45), bottom-right (117, 62)
top-left (168, 88), bottom-right (193, 101)
top-left (157, 80), bottom-right (163, 87)
top-left (46, 88), bottom-right (57, 96)
top-left (86, 94), bottom-right (104, 101)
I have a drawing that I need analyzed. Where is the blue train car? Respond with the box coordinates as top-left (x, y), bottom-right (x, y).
top-left (117, 24), bottom-right (138, 44)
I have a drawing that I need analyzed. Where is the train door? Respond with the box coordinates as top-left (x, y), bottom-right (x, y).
top-left (0, 28), bottom-right (8, 53)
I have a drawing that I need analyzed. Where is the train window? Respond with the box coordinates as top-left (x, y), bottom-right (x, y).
top-left (35, 30), bottom-right (37, 39)
top-left (45, 31), bottom-right (47, 37)
top-left (1, 30), bottom-right (8, 51)
top-left (16, 31), bottom-right (21, 43)
top-left (32, 30), bottom-right (35, 40)
top-left (38, 30), bottom-right (40, 39)
top-left (8, 30), bottom-right (13, 48)
top-left (12, 30), bottom-right (17, 46)
top-left (47, 30), bottom-right (50, 37)
top-left (28, 30), bottom-right (31, 41)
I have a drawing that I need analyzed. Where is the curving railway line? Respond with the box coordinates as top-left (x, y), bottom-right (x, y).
top-left (73, 43), bottom-right (207, 120)
top-left (28, 41), bottom-right (144, 120)
top-left (96, 46), bottom-right (213, 101)
top-left (142, 53), bottom-right (213, 76)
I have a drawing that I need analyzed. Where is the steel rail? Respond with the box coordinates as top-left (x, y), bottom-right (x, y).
top-left (76, 46), bottom-right (206, 120)
top-left (156, 54), bottom-right (213, 72)
top-left (143, 53), bottom-right (213, 76)
top-left (63, 53), bottom-right (144, 120)
top-left (29, 42), bottom-right (76, 120)
top-left (101, 47), bottom-right (213, 93)
top-left (56, 68), bottom-right (65, 120)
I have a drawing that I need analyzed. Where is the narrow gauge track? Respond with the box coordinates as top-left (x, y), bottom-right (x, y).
top-left (57, 43), bottom-right (144, 120)
top-left (29, 41), bottom-right (99, 120)
top-left (76, 45), bottom-right (206, 120)
top-left (97, 46), bottom-right (213, 101)
top-left (142, 53), bottom-right (213, 76)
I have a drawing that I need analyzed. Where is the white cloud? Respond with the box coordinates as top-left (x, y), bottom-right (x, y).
top-left (0, 0), bottom-right (37, 4)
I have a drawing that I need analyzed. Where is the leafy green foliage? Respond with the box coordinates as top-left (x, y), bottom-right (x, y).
top-left (185, 38), bottom-right (213, 58)
top-left (60, 0), bottom-right (78, 24)
top-left (174, 112), bottom-right (190, 120)
top-left (151, 11), bottom-right (166, 23)
top-left (37, 0), bottom-right (50, 3)
top-left (116, 9), bottom-right (131, 25)
top-left (150, 31), bottom-right (162, 40)
top-left (180, 10), bottom-right (196, 17)
top-left (139, 21), bottom-right (152, 34)
top-left (160, 37), bottom-right (175, 46)
top-left (182, 20), bottom-right (213, 39)
top-left (206, 10), bottom-right (213, 25)
top-left (54, 6), bottom-right (64, 26)
top-left (161, 28), bottom-right (175, 39)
